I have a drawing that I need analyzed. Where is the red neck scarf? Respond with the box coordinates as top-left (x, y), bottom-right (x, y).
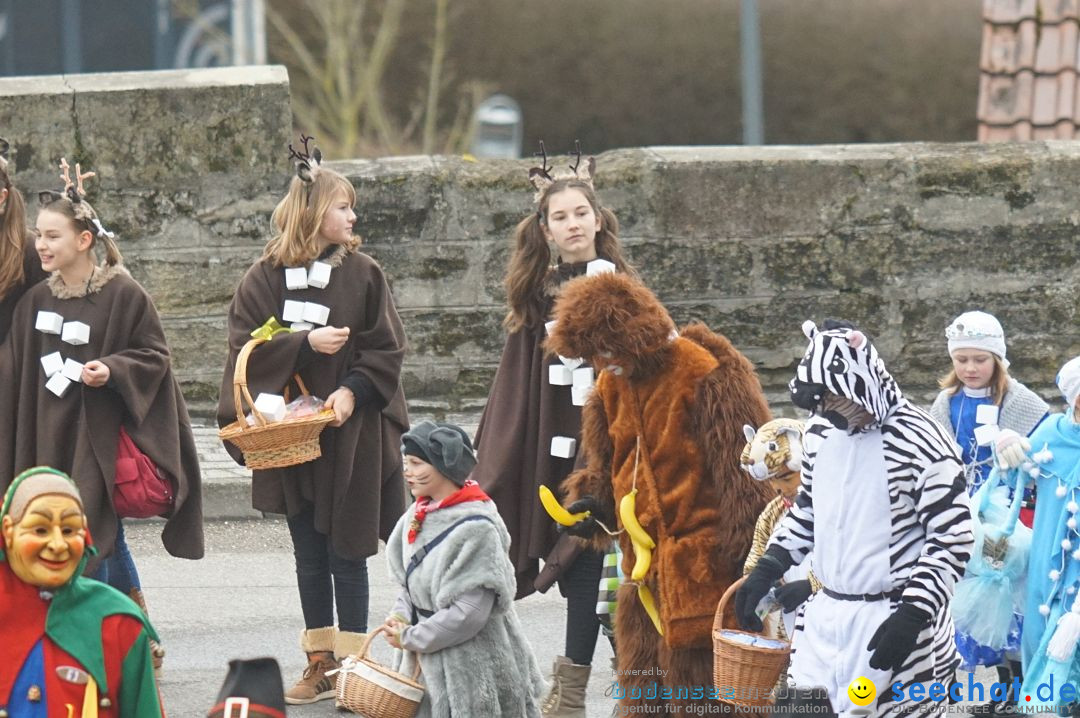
top-left (408, 479), bottom-right (490, 543)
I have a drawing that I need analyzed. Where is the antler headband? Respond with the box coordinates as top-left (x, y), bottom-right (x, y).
top-left (527, 139), bottom-right (597, 204)
top-left (59, 157), bottom-right (95, 203)
top-left (37, 158), bottom-right (113, 238)
top-left (289, 133), bottom-right (323, 184)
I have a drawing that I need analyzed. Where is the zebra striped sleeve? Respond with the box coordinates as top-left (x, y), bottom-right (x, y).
top-left (900, 456), bottom-right (973, 616)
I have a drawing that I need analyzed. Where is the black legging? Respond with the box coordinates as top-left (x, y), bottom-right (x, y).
top-left (558, 548), bottom-right (611, 665)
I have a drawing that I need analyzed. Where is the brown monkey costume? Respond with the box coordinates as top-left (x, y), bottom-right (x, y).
top-left (546, 272), bottom-right (772, 713)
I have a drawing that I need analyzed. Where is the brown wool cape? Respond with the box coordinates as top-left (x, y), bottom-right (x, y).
top-left (0, 266), bottom-right (204, 560)
top-left (0, 233), bottom-right (48, 342)
top-left (472, 261), bottom-right (591, 599)
top-left (216, 249), bottom-right (408, 560)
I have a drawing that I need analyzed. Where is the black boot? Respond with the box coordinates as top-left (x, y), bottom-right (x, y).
top-left (982, 664), bottom-right (1016, 717)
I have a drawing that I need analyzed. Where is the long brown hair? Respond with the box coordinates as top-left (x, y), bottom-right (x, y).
top-left (503, 179), bottom-right (634, 331)
top-left (37, 196), bottom-right (123, 268)
top-left (264, 167), bottom-right (359, 268)
top-left (0, 158), bottom-right (28, 299)
top-left (938, 354), bottom-right (1010, 406)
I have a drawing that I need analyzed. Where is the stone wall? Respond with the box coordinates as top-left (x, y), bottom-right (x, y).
top-left (350, 143), bottom-right (1080, 416)
top-left (0, 66), bottom-right (293, 411)
top-left (1, 68), bottom-right (1077, 418)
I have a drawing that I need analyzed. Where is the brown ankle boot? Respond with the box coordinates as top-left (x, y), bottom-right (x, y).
top-left (129, 588), bottom-right (165, 678)
top-left (285, 627), bottom-right (339, 705)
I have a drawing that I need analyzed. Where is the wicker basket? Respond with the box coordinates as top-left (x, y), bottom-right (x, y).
top-left (218, 337), bottom-right (336, 470)
top-left (336, 626), bottom-right (424, 718)
top-left (712, 576), bottom-right (791, 708)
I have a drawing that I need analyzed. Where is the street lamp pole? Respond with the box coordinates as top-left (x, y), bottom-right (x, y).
top-left (740, 0), bottom-right (764, 145)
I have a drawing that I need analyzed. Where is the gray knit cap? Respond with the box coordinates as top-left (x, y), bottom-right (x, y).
top-left (401, 420), bottom-right (477, 486)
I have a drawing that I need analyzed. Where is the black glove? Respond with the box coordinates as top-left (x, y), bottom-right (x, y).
top-left (558, 496), bottom-right (605, 539)
top-left (867, 602), bottom-right (930, 671)
top-left (774, 579), bottom-right (813, 612)
top-left (735, 551), bottom-right (787, 632)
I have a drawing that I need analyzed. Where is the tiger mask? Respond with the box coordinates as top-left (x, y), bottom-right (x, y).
top-left (740, 418), bottom-right (804, 499)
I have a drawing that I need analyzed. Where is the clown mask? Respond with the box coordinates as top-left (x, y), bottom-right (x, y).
top-left (2, 494), bottom-right (87, 588)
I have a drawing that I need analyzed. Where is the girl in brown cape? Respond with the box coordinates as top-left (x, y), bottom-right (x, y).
top-left (470, 146), bottom-right (633, 716)
top-left (216, 139), bottom-right (408, 705)
top-left (0, 158), bottom-right (204, 672)
top-left (0, 138), bottom-right (47, 342)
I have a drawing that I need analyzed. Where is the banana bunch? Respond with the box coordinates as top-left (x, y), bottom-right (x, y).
top-left (620, 488), bottom-right (655, 580)
top-left (538, 485), bottom-right (590, 526)
top-left (620, 487), bottom-right (663, 635)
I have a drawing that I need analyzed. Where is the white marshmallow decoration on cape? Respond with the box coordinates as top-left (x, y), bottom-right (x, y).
top-left (307, 261), bottom-right (332, 289)
top-left (35, 311), bottom-right (64, 335)
top-left (282, 300), bottom-right (304, 323)
top-left (302, 302), bottom-right (330, 326)
top-left (586, 258), bottom-right (616, 276)
top-left (62, 358), bottom-right (84, 383)
top-left (45, 372), bottom-right (73, 398)
top-left (61, 321), bottom-right (89, 346)
top-left (285, 267), bottom-right (308, 290)
top-left (558, 355), bottom-right (584, 371)
top-left (40, 352), bottom-right (64, 378)
top-left (549, 364), bottom-right (573, 386)
top-left (572, 367), bottom-right (594, 389)
top-left (550, 436), bottom-right (577, 458)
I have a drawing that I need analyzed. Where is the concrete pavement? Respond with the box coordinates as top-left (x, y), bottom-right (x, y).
top-left (180, 425), bottom-right (998, 716)
top-left (128, 518), bottom-right (616, 717)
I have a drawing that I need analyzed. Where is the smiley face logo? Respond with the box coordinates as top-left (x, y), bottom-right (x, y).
top-left (848, 676), bottom-right (876, 707)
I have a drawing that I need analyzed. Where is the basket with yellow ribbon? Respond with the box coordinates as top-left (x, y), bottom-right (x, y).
top-left (218, 318), bottom-right (336, 470)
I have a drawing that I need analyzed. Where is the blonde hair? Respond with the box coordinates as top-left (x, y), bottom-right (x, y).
top-left (938, 354), bottom-right (1010, 406)
top-left (263, 167), bottom-right (359, 267)
top-left (37, 196), bottom-right (123, 268)
top-left (0, 158), bottom-right (28, 299)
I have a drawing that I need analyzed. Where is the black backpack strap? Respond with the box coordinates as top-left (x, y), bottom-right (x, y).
top-left (405, 514), bottom-right (494, 586)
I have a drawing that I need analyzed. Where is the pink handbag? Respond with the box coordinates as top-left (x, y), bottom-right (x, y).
top-left (114, 426), bottom-right (174, 518)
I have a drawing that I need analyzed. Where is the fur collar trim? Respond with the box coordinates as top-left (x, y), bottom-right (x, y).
top-left (321, 244), bottom-right (350, 268)
top-left (46, 264), bottom-right (128, 299)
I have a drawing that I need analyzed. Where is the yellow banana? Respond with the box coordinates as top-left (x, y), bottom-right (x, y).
top-left (638, 583), bottom-right (664, 636)
top-left (538, 485), bottom-right (589, 526)
top-left (619, 488), bottom-right (655, 549)
top-left (630, 541), bottom-right (652, 581)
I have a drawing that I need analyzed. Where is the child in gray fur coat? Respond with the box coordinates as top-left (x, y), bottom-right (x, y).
top-left (383, 420), bottom-right (545, 717)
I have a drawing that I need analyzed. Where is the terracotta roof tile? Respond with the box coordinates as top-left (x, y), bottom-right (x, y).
top-left (1033, 75), bottom-right (1060, 121)
top-left (979, 0), bottom-right (1080, 139)
top-left (1039, 0), bottom-right (1080, 24)
top-left (1056, 69), bottom-right (1077, 116)
top-left (984, 0), bottom-right (1038, 25)
top-left (981, 21), bottom-right (1037, 73)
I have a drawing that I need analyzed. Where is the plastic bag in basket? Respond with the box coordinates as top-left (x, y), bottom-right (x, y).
top-left (246, 395), bottom-right (326, 426)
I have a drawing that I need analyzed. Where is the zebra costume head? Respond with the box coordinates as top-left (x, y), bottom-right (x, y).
top-left (789, 319), bottom-right (901, 429)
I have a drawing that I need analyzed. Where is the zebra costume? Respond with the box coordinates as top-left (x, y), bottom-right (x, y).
top-left (765, 321), bottom-right (973, 716)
